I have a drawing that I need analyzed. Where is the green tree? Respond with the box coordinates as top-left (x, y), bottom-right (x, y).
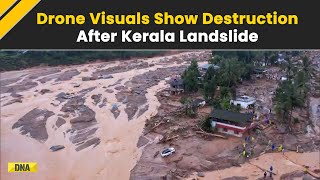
top-left (182, 70), bottom-right (198, 92)
top-left (281, 58), bottom-right (296, 80)
top-left (182, 60), bottom-right (200, 92)
top-left (202, 65), bottom-right (217, 101)
top-left (189, 59), bottom-right (200, 77)
top-left (274, 80), bottom-right (304, 126)
top-left (180, 97), bottom-right (197, 117)
top-left (294, 71), bottom-right (309, 98)
top-left (218, 58), bottom-right (244, 88)
top-left (203, 78), bottom-right (217, 101)
top-left (301, 56), bottom-right (315, 80)
top-left (209, 55), bottom-right (223, 64)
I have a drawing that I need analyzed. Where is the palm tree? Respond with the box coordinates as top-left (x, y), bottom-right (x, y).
top-left (281, 57), bottom-right (296, 80)
top-left (203, 66), bottom-right (217, 101)
top-left (301, 56), bottom-right (315, 80)
top-left (274, 81), bottom-right (304, 127)
top-left (294, 71), bottom-right (309, 98)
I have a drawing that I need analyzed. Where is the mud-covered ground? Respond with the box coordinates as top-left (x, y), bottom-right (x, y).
top-left (130, 59), bottom-right (320, 180)
top-left (1, 51), bottom-right (211, 180)
top-left (1, 50), bottom-right (319, 180)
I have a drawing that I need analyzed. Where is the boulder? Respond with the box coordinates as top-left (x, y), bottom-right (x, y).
top-left (82, 77), bottom-right (91, 81)
top-left (50, 145), bottom-right (65, 152)
top-left (197, 172), bottom-right (205, 177)
top-left (40, 89), bottom-right (51, 95)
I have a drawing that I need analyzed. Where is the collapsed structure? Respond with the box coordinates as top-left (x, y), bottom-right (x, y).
top-left (169, 77), bottom-right (184, 94)
top-left (230, 95), bottom-right (256, 109)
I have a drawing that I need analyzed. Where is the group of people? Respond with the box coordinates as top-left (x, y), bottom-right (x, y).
top-left (240, 136), bottom-right (256, 158)
top-left (270, 141), bottom-right (285, 155)
top-left (240, 137), bottom-right (287, 178)
top-left (263, 165), bottom-right (274, 178)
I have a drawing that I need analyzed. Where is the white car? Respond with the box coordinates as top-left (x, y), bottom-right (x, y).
top-left (160, 147), bottom-right (175, 157)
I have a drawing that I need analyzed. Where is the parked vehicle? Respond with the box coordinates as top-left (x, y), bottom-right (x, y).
top-left (160, 147), bottom-right (175, 157)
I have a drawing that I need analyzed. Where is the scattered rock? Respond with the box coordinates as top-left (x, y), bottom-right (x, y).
top-left (61, 96), bottom-right (100, 151)
top-left (91, 94), bottom-right (102, 105)
top-left (82, 77), bottom-right (91, 81)
top-left (12, 108), bottom-right (54, 142)
top-left (3, 98), bottom-right (23, 106)
top-left (111, 103), bottom-right (120, 119)
top-left (137, 105), bottom-right (149, 118)
top-left (99, 98), bottom-right (107, 108)
top-left (55, 69), bottom-right (80, 82)
top-left (115, 85), bottom-right (126, 91)
top-left (99, 74), bottom-right (113, 79)
top-left (197, 172), bottom-right (205, 177)
top-left (90, 76), bottom-right (99, 81)
top-left (40, 89), bottom-right (51, 95)
top-left (11, 93), bottom-right (23, 98)
top-left (55, 92), bottom-right (74, 103)
top-left (106, 89), bottom-right (114, 93)
top-left (1, 80), bottom-right (38, 94)
top-left (78, 87), bottom-right (96, 96)
top-left (50, 145), bottom-right (65, 152)
top-left (75, 137), bottom-right (100, 151)
top-left (137, 136), bottom-right (149, 148)
top-left (56, 118), bottom-right (66, 128)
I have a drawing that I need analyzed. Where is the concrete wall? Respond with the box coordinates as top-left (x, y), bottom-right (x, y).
top-left (217, 128), bottom-right (243, 137)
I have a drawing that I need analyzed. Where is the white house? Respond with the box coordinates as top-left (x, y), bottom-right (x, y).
top-left (230, 95), bottom-right (256, 109)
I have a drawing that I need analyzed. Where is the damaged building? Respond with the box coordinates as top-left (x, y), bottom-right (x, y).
top-left (210, 109), bottom-right (254, 137)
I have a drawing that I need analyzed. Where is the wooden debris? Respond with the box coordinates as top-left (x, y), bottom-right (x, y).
top-left (144, 122), bottom-right (164, 135)
top-left (195, 131), bottom-right (227, 139)
top-left (158, 135), bottom-right (179, 143)
top-left (182, 134), bottom-right (194, 138)
top-left (153, 151), bottom-right (159, 158)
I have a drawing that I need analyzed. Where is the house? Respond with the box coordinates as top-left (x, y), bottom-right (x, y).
top-left (169, 78), bottom-right (184, 94)
top-left (209, 109), bottom-right (254, 137)
top-left (230, 95), bottom-right (256, 109)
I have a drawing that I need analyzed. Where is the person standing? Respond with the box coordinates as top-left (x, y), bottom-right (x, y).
top-left (264, 172), bottom-right (267, 178)
top-left (272, 144), bottom-right (275, 151)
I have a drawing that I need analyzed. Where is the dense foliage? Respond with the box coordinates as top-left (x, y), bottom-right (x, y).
top-left (0, 51), bottom-right (166, 71)
top-left (182, 59), bottom-right (201, 92)
top-left (182, 51), bottom-right (309, 118)
top-left (274, 56), bottom-right (314, 126)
